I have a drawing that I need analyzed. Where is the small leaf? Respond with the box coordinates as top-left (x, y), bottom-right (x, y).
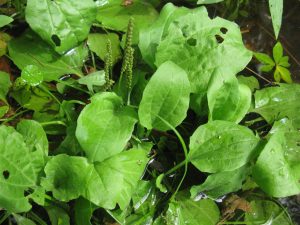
top-left (269, 0), bottom-right (283, 39)
top-left (0, 71), bottom-right (11, 103)
top-left (138, 61), bottom-right (190, 131)
top-left (278, 56), bottom-right (290, 67)
top-left (260, 64), bottom-right (274, 73)
top-left (76, 92), bottom-right (137, 162)
top-left (45, 205), bottom-right (70, 225)
top-left (245, 200), bottom-right (292, 225)
top-left (237, 75), bottom-right (260, 92)
top-left (277, 66), bottom-right (292, 83)
top-left (189, 121), bottom-right (259, 173)
top-left (0, 15), bottom-right (13, 28)
top-left (273, 42), bottom-right (283, 64)
top-left (156, 174), bottom-right (167, 193)
top-left (78, 70), bottom-right (106, 93)
top-left (274, 69), bottom-right (281, 82)
top-left (21, 65), bottom-right (44, 86)
top-left (254, 52), bottom-right (275, 65)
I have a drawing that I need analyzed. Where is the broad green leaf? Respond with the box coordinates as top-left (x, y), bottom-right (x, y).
top-left (0, 15), bottom-right (13, 28)
top-left (78, 70), bottom-right (106, 93)
top-left (93, 149), bottom-right (148, 209)
top-left (96, 0), bottom-right (158, 44)
top-left (0, 125), bottom-right (44, 213)
top-left (154, 4), bottom-right (252, 93)
top-left (253, 121), bottom-right (300, 197)
top-left (269, 0), bottom-right (283, 39)
top-left (76, 92), bottom-right (137, 162)
top-left (166, 196), bottom-right (220, 225)
top-left (244, 200), bottom-right (292, 225)
top-left (45, 205), bottom-right (70, 225)
top-left (25, 0), bottom-right (97, 53)
top-left (197, 0), bottom-right (224, 4)
top-left (254, 52), bottom-right (275, 66)
top-left (189, 121), bottom-right (259, 173)
top-left (87, 33), bottom-right (121, 64)
top-left (21, 65), bottom-right (44, 86)
top-left (139, 3), bottom-right (190, 67)
top-left (273, 42), bottom-right (283, 64)
top-left (8, 31), bottom-right (88, 81)
top-left (138, 61), bottom-right (190, 131)
top-left (42, 149), bottom-right (148, 209)
top-left (237, 75), bottom-right (260, 92)
top-left (0, 71), bottom-right (11, 103)
top-left (74, 198), bottom-right (97, 225)
top-left (190, 166), bottom-right (248, 199)
top-left (208, 73), bottom-right (251, 123)
top-left (42, 155), bottom-right (94, 202)
top-left (253, 83), bottom-right (300, 129)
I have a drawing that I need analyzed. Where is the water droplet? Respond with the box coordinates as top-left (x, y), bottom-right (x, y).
top-left (218, 135), bottom-right (222, 139)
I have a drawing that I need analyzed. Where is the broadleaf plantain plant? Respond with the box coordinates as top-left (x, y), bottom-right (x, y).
top-left (0, 0), bottom-right (298, 224)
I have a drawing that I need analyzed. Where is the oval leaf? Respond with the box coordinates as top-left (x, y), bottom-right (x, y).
top-left (189, 121), bottom-right (259, 173)
top-left (138, 61), bottom-right (190, 131)
top-left (76, 92), bottom-right (137, 162)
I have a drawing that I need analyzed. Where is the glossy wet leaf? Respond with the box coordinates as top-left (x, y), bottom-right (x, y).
top-left (269, 0), bottom-right (283, 39)
top-left (153, 4), bottom-right (252, 93)
top-left (8, 31), bottom-right (88, 81)
top-left (96, 0), bottom-right (158, 44)
top-left (0, 125), bottom-right (44, 213)
top-left (253, 121), bottom-right (300, 197)
top-left (0, 71), bottom-right (11, 103)
top-left (21, 65), bottom-right (44, 86)
top-left (244, 200), bottom-right (292, 225)
top-left (42, 149), bottom-right (148, 209)
top-left (253, 83), bottom-right (300, 129)
top-left (76, 92), bottom-right (137, 162)
top-left (208, 74), bottom-right (251, 123)
top-left (25, 0), bottom-right (97, 53)
top-left (87, 33), bottom-right (121, 64)
top-left (189, 121), bottom-right (259, 173)
top-left (138, 61), bottom-right (190, 131)
top-left (190, 166), bottom-right (248, 199)
top-left (166, 196), bottom-right (220, 225)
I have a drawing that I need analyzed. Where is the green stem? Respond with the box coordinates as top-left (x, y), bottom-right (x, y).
top-left (0, 109), bottom-right (30, 124)
top-left (155, 115), bottom-right (189, 200)
top-left (0, 211), bottom-right (10, 224)
top-left (39, 84), bottom-right (71, 121)
top-left (165, 160), bottom-right (187, 176)
top-left (40, 121), bottom-right (67, 127)
top-left (28, 212), bottom-right (48, 225)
